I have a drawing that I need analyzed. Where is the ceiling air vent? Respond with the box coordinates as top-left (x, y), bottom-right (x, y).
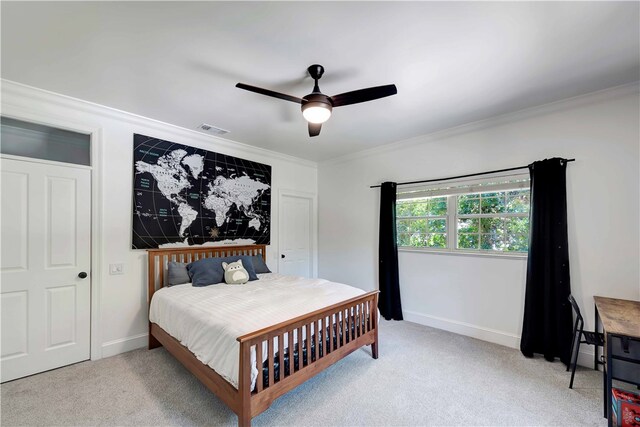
top-left (197, 123), bottom-right (229, 136)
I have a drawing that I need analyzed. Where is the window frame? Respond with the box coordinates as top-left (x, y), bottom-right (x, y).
top-left (396, 174), bottom-right (530, 258)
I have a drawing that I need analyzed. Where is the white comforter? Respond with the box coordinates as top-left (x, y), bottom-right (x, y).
top-left (149, 273), bottom-right (365, 390)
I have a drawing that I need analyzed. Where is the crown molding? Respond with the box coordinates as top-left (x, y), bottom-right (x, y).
top-left (0, 79), bottom-right (318, 169)
top-left (321, 81), bottom-right (640, 167)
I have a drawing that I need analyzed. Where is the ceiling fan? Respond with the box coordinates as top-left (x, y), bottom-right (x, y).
top-left (236, 64), bottom-right (397, 137)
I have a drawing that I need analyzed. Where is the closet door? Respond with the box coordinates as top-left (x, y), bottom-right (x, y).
top-left (279, 193), bottom-right (312, 277)
top-left (1, 158), bottom-right (91, 382)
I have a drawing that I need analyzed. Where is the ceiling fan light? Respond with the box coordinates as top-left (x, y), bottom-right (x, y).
top-left (302, 102), bottom-right (332, 124)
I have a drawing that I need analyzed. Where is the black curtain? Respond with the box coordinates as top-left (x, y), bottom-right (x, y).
top-left (378, 182), bottom-right (403, 320)
top-left (520, 158), bottom-right (573, 366)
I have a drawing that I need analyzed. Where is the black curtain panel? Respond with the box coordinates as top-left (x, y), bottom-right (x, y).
top-left (378, 181), bottom-right (403, 320)
top-left (520, 158), bottom-right (573, 366)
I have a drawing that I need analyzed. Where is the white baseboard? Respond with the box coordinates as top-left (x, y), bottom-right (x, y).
top-left (403, 309), bottom-right (596, 368)
top-left (403, 310), bottom-right (521, 348)
top-left (576, 347), bottom-right (599, 370)
top-left (101, 332), bottom-right (148, 358)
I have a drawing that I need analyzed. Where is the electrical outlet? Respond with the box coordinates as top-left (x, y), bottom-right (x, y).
top-left (109, 263), bottom-right (124, 275)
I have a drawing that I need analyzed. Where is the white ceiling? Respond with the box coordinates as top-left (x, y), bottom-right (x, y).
top-left (2, 2), bottom-right (639, 162)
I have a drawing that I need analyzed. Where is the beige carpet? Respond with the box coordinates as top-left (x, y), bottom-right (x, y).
top-left (1, 320), bottom-right (606, 426)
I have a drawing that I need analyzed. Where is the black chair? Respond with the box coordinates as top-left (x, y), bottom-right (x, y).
top-left (567, 294), bottom-right (605, 389)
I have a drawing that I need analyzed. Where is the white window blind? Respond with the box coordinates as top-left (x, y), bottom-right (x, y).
top-left (397, 173), bottom-right (530, 200)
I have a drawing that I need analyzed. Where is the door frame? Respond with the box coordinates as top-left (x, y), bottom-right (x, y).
top-left (277, 189), bottom-right (318, 278)
top-left (0, 108), bottom-right (104, 361)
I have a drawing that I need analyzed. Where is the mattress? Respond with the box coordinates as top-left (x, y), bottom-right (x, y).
top-left (149, 273), bottom-right (366, 390)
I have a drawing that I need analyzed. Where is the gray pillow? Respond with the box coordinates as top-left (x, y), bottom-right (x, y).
top-left (252, 255), bottom-right (271, 274)
top-left (187, 255), bottom-right (258, 287)
top-left (167, 262), bottom-right (190, 286)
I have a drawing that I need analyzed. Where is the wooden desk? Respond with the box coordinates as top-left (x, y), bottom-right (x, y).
top-left (594, 296), bottom-right (640, 426)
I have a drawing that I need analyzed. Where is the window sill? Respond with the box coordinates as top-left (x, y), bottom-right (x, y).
top-left (398, 247), bottom-right (528, 260)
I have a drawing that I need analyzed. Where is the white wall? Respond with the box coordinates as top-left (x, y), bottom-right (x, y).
top-left (318, 84), bottom-right (640, 363)
top-left (1, 80), bottom-right (318, 359)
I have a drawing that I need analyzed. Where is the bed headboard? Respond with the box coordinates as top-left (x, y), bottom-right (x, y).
top-left (147, 244), bottom-right (267, 306)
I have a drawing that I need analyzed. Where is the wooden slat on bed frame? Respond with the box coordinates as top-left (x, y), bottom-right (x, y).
top-left (147, 244), bottom-right (378, 427)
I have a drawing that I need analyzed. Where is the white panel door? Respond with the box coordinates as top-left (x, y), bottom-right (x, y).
top-left (1, 158), bottom-right (91, 382)
top-left (279, 194), bottom-right (312, 277)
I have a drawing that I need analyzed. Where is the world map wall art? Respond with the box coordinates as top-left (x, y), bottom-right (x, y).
top-left (131, 134), bottom-right (272, 249)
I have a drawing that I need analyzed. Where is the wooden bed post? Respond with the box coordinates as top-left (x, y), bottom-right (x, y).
top-left (371, 292), bottom-right (379, 359)
top-left (148, 252), bottom-right (163, 349)
top-left (238, 342), bottom-right (252, 427)
top-left (149, 322), bottom-right (162, 349)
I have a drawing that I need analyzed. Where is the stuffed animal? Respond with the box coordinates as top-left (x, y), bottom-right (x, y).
top-left (222, 259), bottom-right (250, 284)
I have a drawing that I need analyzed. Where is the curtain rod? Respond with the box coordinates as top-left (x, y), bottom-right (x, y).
top-left (369, 158), bottom-right (575, 189)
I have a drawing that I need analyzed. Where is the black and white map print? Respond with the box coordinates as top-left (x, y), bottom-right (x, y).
top-left (132, 134), bottom-right (271, 249)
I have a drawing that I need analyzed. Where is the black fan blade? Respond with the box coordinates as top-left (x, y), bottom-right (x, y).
top-left (330, 84), bottom-right (397, 107)
top-left (236, 83), bottom-right (304, 104)
top-left (308, 122), bottom-right (322, 137)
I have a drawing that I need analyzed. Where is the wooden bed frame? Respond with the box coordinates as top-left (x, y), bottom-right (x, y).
top-left (147, 244), bottom-right (379, 427)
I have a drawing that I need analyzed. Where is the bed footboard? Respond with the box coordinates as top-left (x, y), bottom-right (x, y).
top-left (236, 290), bottom-right (379, 426)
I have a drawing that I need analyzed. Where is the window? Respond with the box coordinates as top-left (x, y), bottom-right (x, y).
top-left (0, 116), bottom-right (91, 166)
top-left (396, 175), bottom-right (530, 255)
top-left (456, 189), bottom-right (529, 252)
top-left (397, 196), bottom-right (448, 248)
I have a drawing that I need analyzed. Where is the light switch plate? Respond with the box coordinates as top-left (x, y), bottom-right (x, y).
top-left (109, 263), bottom-right (124, 275)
